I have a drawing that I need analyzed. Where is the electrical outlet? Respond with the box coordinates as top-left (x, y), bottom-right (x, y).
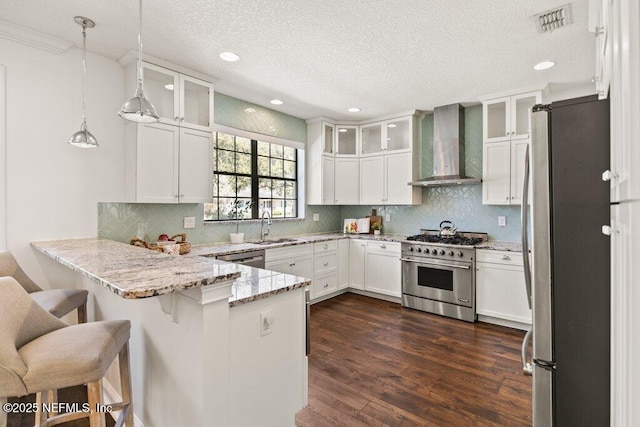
top-left (385, 213), bottom-right (391, 222)
top-left (313, 213), bottom-right (320, 222)
top-left (498, 216), bottom-right (507, 227)
top-left (260, 311), bottom-right (275, 337)
top-left (183, 216), bottom-right (196, 228)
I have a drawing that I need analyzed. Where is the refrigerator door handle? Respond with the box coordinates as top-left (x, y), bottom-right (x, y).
top-left (521, 144), bottom-right (533, 309)
top-left (521, 327), bottom-right (533, 376)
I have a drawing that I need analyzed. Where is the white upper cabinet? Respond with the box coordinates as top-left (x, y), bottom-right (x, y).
top-left (126, 123), bottom-right (212, 203)
top-left (481, 89), bottom-right (544, 205)
top-left (483, 92), bottom-right (541, 143)
top-left (334, 158), bottom-right (359, 204)
top-left (323, 123), bottom-right (335, 155)
top-left (360, 123), bottom-right (383, 155)
top-left (360, 117), bottom-right (412, 156)
top-left (336, 126), bottom-right (358, 156)
top-left (140, 62), bottom-right (214, 131)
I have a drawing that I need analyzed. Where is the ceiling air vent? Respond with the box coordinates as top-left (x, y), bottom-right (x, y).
top-left (534, 3), bottom-right (573, 33)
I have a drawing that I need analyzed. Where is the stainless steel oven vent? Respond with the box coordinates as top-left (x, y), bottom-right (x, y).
top-left (534, 4), bottom-right (573, 33)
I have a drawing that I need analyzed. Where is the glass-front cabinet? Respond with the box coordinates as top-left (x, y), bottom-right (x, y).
top-left (360, 123), bottom-right (383, 155)
top-left (141, 62), bottom-right (213, 131)
top-left (322, 123), bottom-right (335, 155)
top-left (483, 92), bottom-right (541, 143)
top-left (336, 125), bottom-right (358, 156)
top-left (386, 117), bottom-right (411, 151)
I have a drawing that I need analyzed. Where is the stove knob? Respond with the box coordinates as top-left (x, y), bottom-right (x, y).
top-left (409, 247), bottom-right (414, 252)
top-left (457, 252), bottom-right (464, 257)
top-left (439, 250), bottom-right (445, 255)
top-left (448, 251), bottom-right (454, 256)
top-left (416, 247), bottom-right (422, 253)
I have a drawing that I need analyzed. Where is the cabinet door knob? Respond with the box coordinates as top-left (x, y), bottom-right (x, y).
top-left (323, 283), bottom-right (329, 288)
top-left (501, 255), bottom-right (511, 260)
top-left (602, 170), bottom-right (618, 182)
top-left (323, 244), bottom-right (328, 249)
top-left (602, 225), bottom-right (612, 236)
top-left (323, 261), bottom-right (329, 266)
top-left (289, 262), bottom-right (296, 267)
top-left (174, 116), bottom-right (180, 121)
top-left (381, 244), bottom-right (387, 249)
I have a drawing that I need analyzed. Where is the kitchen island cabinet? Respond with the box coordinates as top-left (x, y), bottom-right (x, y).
top-left (31, 238), bottom-right (309, 427)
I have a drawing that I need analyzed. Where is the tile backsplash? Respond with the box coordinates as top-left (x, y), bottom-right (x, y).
top-left (98, 104), bottom-right (521, 245)
top-left (98, 203), bottom-right (342, 244)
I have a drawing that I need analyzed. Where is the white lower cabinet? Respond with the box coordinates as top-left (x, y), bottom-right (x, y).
top-left (265, 244), bottom-right (314, 283)
top-left (364, 241), bottom-right (401, 297)
top-left (337, 239), bottom-right (350, 290)
top-left (475, 249), bottom-right (532, 328)
top-left (312, 240), bottom-right (338, 299)
top-left (349, 239), bottom-right (367, 290)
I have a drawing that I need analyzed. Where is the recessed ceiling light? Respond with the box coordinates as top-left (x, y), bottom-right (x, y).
top-left (387, 124), bottom-right (397, 128)
top-left (348, 107), bottom-right (361, 113)
top-left (338, 128), bottom-right (348, 133)
top-left (534, 61), bottom-right (556, 71)
top-left (270, 99), bottom-right (283, 105)
top-left (164, 84), bottom-right (174, 91)
top-left (244, 107), bottom-right (256, 113)
top-left (219, 52), bottom-right (240, 62)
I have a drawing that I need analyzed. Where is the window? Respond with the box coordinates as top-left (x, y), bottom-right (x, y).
top-left (204, 132), bottom-right (298, 221)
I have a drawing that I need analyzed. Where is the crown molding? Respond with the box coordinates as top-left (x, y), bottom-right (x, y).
top-left (118, 49), bottom-right (219, 84)
top-left (0, 19), bottom-right (72, 54)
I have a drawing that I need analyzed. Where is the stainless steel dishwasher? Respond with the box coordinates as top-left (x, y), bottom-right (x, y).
top-left (214, 249), bottom-right (265, 268)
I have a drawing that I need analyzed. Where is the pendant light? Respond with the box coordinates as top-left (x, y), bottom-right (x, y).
top-left (118, 0), bottom-right (159, 123)
top-left (68, 16), bottom-right (98, 148)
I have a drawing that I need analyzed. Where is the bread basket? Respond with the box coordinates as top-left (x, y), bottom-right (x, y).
top-left (129, 233), bottom-right (191, 255)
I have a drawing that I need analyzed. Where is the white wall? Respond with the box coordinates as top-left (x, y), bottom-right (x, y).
top-left (1, 65), bottom-right (6, 251)
top-left (0, 38), bottom-right (125, 288)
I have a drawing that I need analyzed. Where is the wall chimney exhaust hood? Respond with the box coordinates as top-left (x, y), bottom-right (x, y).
top-left (409, 103), bottom-right (481, 187)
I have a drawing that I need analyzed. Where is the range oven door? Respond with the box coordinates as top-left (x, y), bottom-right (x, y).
top-left (401, 256), bottom-right (473, 307)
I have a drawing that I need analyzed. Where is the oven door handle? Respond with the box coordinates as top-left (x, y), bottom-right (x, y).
top-left (400, 258), bottom-right (470, 270)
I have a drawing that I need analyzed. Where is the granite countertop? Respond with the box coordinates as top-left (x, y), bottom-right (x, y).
top-left (475, 241), bottom-right (524, 252)
top-left (32, 238), bottom-right (242, 299)
top-left (189, 232), bottom-right (410, 257)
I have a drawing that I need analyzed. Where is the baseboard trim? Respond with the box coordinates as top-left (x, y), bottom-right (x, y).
top-left (477, 314), bottom-right (531, 331)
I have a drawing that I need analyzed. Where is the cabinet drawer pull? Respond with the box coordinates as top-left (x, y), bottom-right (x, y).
top-left (323, 283), bottom-right (329, 288)
top-left (380, 244), bottom-right (386, 249)
top-left (323, 261), bottom-right (329, 266)
top-left (323, 244), bottom-right (328, 249)
top-left (289, 262), bottom-right (296, 267)
top-left (501, 255), bottom-right (511, 260)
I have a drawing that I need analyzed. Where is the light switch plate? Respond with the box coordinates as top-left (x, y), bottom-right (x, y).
top-left (385, 213), bottom-right (391, 222)
top-left (184, 216), bottom-right (196, 229)
top-left (313, 213), bottom-right (320, 222)
top-left (498, 216), bottom-right (506, 227)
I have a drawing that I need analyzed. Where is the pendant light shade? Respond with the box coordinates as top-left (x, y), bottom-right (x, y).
top-left (118, 0), bottom-right (159, 123)
top-left (68, 16), bottom-right (98, 148)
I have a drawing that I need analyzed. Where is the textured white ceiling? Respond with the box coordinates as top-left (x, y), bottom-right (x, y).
top-left (0, 0), bottom-right (594, 120)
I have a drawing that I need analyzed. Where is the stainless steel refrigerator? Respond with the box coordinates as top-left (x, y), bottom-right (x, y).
top-left (521, 96), bottom-right (610, 426)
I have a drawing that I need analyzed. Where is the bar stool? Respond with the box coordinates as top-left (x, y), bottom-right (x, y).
top-left (0, 277), bottom-right (134, 427)
top-left (0, 250), bottom-right (88, 323)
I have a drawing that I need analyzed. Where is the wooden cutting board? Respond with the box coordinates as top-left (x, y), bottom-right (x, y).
top-left (369, 209), bottom-right (382, 233)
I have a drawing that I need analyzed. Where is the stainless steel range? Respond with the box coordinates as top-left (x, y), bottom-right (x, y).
top-left (401, 227), bottom-right (487, 322)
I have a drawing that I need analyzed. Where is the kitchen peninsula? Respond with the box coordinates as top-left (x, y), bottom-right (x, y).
top-left (31, 238), bottom-right (310, 427)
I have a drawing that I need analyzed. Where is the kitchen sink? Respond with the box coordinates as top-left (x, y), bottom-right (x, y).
top-left (253, 238), bottom-right (300, 245)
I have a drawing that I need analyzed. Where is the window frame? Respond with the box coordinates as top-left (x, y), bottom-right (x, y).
top-left (205, 131), bottom-right (300, 221)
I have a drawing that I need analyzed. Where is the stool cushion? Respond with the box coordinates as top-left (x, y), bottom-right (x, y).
top-left (18, 320), bottom-right (131, 393)
top-left (30, 289), bottom-right (88, 318)
top-left (0, 277), bottom-right (65, 397)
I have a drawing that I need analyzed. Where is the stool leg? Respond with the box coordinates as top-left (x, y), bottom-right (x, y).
top-left (118, 342), bottom-right (134, 426)
top-left (35, 391), bottom-right (46, 425)
top-left (87, 381), bottom-right (105, 427)
top-left (0, 396), bottom-right (7, 427)
top-left (77, 302), bottom-right (87, 324)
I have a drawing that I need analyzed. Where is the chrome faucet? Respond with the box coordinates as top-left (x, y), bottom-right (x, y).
top-left (260, 211), bottom-right (273, 240)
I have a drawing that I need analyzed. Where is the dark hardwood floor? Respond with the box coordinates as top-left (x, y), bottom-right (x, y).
top-left (296, 293), bottom-right (532, 426)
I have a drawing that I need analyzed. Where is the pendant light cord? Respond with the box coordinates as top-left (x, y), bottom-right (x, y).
top-left (137, 0), bottom-right (143, 88)
top-left (82, 23), bottom-right (87, 123)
